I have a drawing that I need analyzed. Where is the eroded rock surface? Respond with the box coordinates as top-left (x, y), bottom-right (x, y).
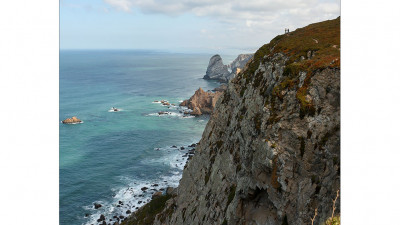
top-left (180, 88), bottom-right (223, 116)
top-left (122, 17), bottom-right (340, 225)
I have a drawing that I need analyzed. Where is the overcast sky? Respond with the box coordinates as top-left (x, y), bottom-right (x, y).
top-left (60, 0), bottom-right (340, 55)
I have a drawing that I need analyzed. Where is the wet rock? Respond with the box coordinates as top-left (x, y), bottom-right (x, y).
top-left (180, 146), bottom-right (185, 150)
top-left (141, 187), bottom-right (148, 191)
top-left (97, 214), bottom-right (105, 222)
top-left (94, 203), bottom-right (102, 209)
top-left (152, 184), bottom-right (159, 187)
top-left (119, 215), bottom-right (124, 219)
top-left (138, 201), bottom-right (142, 204)
top-left (118, 201), bottom-right (123, 205)
top-left (126, 210), bottom-right (131, 214)
top-left (171, 145), bottom-right (177, 148)
top-left (189, 143), bottom-right (196, 147)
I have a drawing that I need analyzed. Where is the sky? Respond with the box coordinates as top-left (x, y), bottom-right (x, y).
top-left (60, 0), bottom-right (340, 55)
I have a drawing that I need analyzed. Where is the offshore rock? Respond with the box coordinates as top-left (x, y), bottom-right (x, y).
top-left (62, 116), bottom-right (82, 124)
top-left (203, 54), bottom-right (254, 83)
top-left (180, 88), bottom-right (223, 116)
top-left (203, 55), bottom-right (230, 82)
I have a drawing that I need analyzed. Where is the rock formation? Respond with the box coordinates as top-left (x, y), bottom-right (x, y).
top-left (203, 55), bottom-right (230, 82)
top-left (203, 53), bottom-right (254, 83)
top-left (122, 17), bottom-right (340, 225)
top-left (180, 88), bottom-right (223, 116)
top-left (62, 116), bottom-right (82, 124)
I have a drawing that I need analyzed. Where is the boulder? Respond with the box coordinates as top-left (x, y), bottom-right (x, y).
top-left (94, 203), bottom-right (102, 209)
top-left (141, 187), bottom-right (148, 191)
top-left (97, 214), bottom-right (105, 222)
top-left (62, 116), bottom-right (82, 124)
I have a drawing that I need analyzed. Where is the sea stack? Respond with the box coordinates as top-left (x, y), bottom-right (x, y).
top-left (180, 87), bottom-right (223, 116)
top-left (203, 55), bottom-right (230, 82)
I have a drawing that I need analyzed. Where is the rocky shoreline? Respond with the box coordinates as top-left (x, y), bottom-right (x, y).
top-left (87, 142), bottom-right (199, 225)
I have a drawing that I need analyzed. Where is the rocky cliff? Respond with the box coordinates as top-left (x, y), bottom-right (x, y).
top-left (122, 17), bottom-right (340, 225)
top-left (204, 54), bottom-right (254, 83)
top-left (203, 55), bottom-right (230, 82)
top-left (180, 88), bottom-right (224, 116)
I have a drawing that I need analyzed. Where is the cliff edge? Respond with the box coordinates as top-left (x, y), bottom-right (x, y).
top-left (122, 17), bottom-right (340, 225)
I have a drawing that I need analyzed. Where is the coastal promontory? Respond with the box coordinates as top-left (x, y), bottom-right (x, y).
top-left (122, 17), bottom-right (340, 225)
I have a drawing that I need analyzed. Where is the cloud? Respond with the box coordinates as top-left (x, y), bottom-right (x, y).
top-left (103, 0), bottom-right (339, 22)
top-left (101, 0), bottom-right (340, 53)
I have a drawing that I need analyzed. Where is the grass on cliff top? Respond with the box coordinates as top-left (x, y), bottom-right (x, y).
top-left (244, 16), bottom-right (340, 77)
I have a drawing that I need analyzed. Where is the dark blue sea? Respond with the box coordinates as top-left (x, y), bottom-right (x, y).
top-left (60, 50), bottom-right (235, 225)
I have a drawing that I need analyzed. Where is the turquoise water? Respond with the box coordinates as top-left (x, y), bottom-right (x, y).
top-left (60, 50), bottom-right (235, 225)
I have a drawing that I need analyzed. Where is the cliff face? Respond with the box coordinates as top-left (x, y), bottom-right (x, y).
top-left (180, 88), bottom-right (223, 116)
top-left (124, 17), bottom-right (340, 225)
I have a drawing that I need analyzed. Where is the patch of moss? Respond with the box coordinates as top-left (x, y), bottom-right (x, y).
top-left (325, 216), bottom-right (340, 225)
top-left (221, 219), bottom-right (228, 225)
top-left (225, 185), bottom-right (237, 212)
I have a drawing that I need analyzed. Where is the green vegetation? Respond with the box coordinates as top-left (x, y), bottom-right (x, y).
top-left (225, 185), bottom-right (237, 212)
top-left (121, 194), bottom-right (173, 225)
top-left (325, 216), bottom-right (340, 225)
top-left (237, 17), bottom-right (340, 120)
top-left (222, 219), bottom-right (228, 225)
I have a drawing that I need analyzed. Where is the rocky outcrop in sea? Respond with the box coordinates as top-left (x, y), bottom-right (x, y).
top-left (179, 88), bottom-right (223, 116)
top-left (203, 53), bottom-right (254, 83)
top-left (121, 17), bottom-right (340, 225)
top-left (62, 116), bottom-right (82, 124)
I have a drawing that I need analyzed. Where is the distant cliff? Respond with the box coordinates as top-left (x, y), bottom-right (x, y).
top-left (122, 17), bottom-right (340, 225)
top-left (204, 53), bottom-right (254, 83)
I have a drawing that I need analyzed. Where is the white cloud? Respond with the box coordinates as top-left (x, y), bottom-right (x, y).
top-left (104, 0), bottom-right (132, 12)
top-left (102, 0), bottom-right (340, 53)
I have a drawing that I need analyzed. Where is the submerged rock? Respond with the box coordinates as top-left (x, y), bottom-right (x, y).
top-left (94, 203), bottom-right (102, 209)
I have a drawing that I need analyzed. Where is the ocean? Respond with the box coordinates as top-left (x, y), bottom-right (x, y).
top-left (59, 50), bottom-right (235, 225)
